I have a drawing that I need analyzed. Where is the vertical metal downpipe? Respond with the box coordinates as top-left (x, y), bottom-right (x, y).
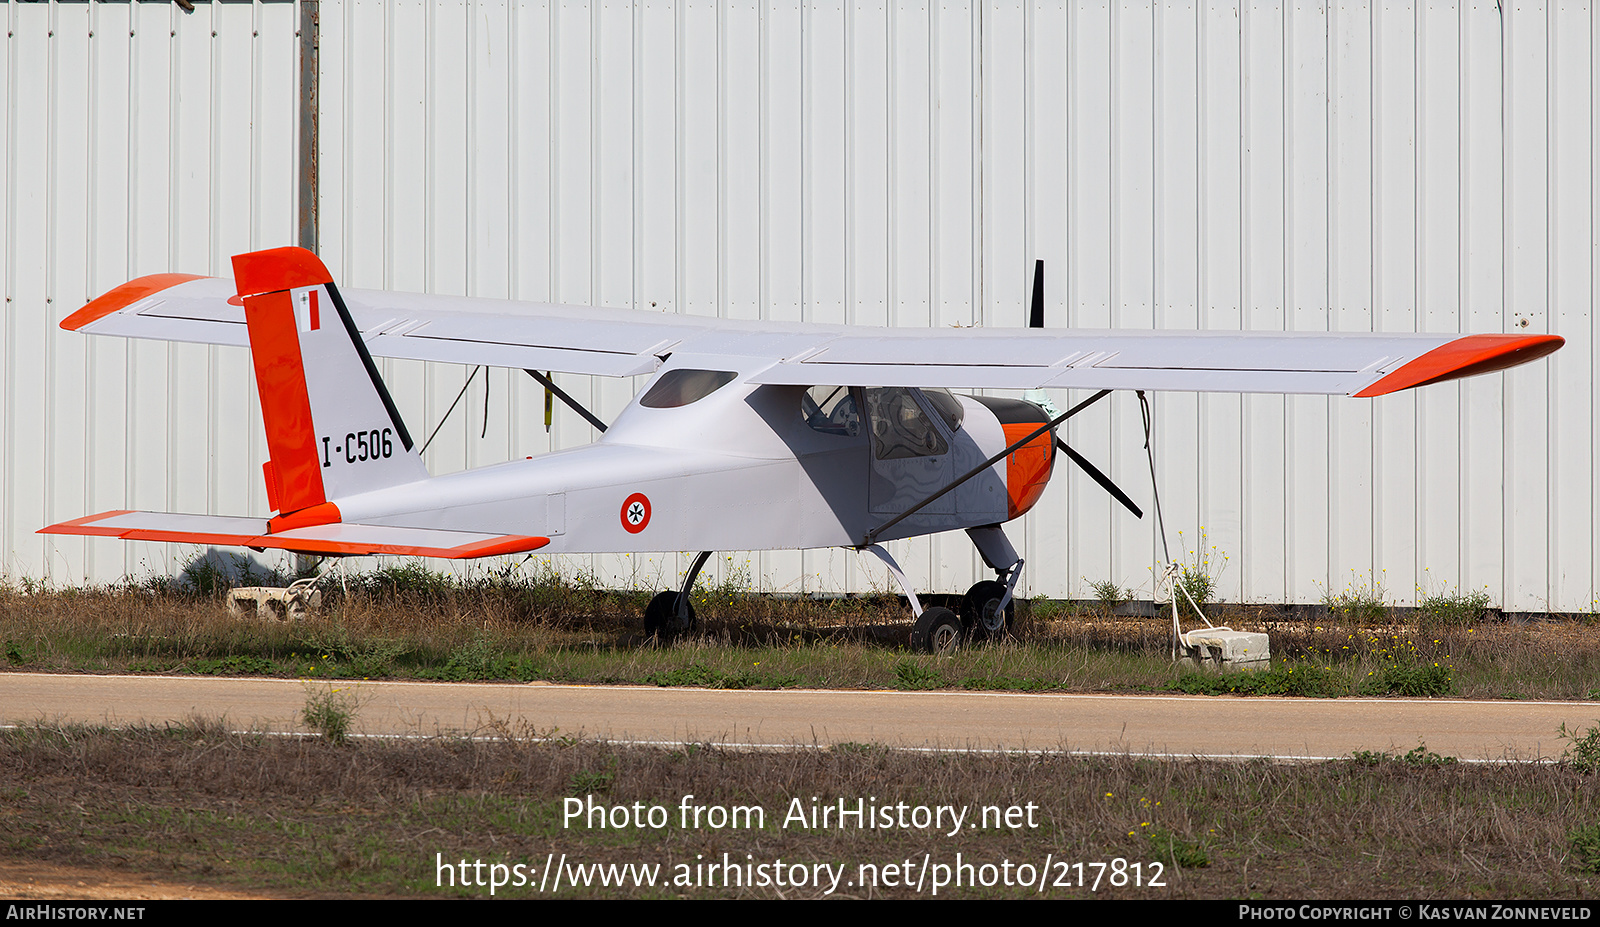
top-left (298, 0), bottom-right (319, 255)
top-left (296, 0), bottom-right (320, 579)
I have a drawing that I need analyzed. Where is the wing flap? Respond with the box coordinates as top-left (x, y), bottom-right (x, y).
top-left (40, 511), bottom-right (549, 559)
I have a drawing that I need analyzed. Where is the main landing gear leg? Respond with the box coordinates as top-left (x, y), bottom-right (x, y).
top-left (644, 550), bottom-right (712, 643)
top-left (962, 526), bottom-right (1023, 641)
top-left (861, 544), bottom-right (963, 654)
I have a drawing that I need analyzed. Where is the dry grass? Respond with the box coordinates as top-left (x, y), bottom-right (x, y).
top-left (3, 573), bottom-right (1599, 700)
top-left (6, 574), bottom-right (1600, 898)
top-left (1, 721), bottom-right (1597, 898)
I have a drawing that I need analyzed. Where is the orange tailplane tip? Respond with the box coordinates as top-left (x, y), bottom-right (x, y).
top-left (1354, 333), bottom-right (1565, 397)
top-left (61, 274), bottom-right (207, 331)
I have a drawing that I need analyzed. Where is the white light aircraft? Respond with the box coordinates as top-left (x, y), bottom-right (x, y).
top-left (42, 247), bottom-right (1563, 651)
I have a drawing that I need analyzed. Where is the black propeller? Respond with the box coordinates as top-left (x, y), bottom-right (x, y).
top-left (1055, 438), bottom-right (1143, 519)
top-left (1028, 259), bottom-right (1143, 520)
top-left (1029, 258), bottom-right (1045, 329)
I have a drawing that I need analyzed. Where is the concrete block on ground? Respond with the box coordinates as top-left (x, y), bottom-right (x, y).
top-left (1180, 628), bottom-right (1270, 671)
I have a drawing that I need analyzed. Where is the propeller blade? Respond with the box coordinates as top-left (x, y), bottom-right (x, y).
top-left (1029, 259), bottom-right (1045, 329)
top-left (1055, 438), bottom-right (1143, 519)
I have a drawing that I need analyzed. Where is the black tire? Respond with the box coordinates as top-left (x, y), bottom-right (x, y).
top-left (643, 591), bottom-right (697, 642)
top-left (961, 580), bottom-right (1015, 642)
top-left (910, 606), bottom-right (964, 654)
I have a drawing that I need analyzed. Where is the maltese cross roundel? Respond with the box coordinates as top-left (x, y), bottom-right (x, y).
top-left (621, 492), bottom-right (651, 534)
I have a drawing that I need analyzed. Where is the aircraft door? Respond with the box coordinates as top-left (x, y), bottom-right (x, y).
top-left (865, 387), bottom-right (955, 515)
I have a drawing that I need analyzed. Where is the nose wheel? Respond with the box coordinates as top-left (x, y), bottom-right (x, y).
top-left (961, 580), bottom-right (1015, 641)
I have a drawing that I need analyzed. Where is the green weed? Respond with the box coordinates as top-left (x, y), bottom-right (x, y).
top-left (832, 742), bottom-right (890, 756)
top-left (1089, 579), bottom-right (1129, 617)
top-left (959, 675), bottom-right (1060, 692)
top-left (1323, 575), bottom-right (1390, 627)
top-left (4, 639), bottom-right (34, 665)
top-left (1400, 744), bottom-right (1458, 767)
top-left (646, 664), bottom-right (752, 689)
top-left (1417, 586), bottom-right (1493, 628)
top-left (1357, 633), bottom-right (1455, 697)
top-left (1143, 826), bottom-right (1210, 868)
top-left (1570, 824), bottom-right (1600, 874)
top-left (1171, 531), bottom-right (1227, 622)
top-left (894, 659), bottom-right (944, 691)
top-left (300, 685), bottom-right (360, 744)
top-left (188, 655), bottom-right (278, 676)
top-left (567, 759), bottom-right (617, 796)
top-left (1361, 662), bottom-right (1455, 697)
top-left (1349, 744), bottom-right (1457, 767)
top-left (1171, 662), bottom-right (1349, 698)
top-left (422, 632), bottom-right (539, 682)
top-left (1560, 722), bottom-right (1600, 774)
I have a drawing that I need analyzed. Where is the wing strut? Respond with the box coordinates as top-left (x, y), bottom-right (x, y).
top-left (524, 369), bottom-right (608, 433)
top-left (419, 365), bottom-right (483, 456)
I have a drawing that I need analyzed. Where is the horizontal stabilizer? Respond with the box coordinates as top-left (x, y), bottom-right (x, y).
top-left (41, 511), bottom-right (548, 560)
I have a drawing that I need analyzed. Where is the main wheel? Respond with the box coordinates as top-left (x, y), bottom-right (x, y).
top-left (910, 606), bottom-right (964, 654)
top-left (961, 580), bottom-right (1015, 642)
top-left (643, 591), bottom-right (697, 642)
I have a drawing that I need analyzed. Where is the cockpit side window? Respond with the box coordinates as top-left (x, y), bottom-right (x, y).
top-left (864, 387), bottom-right (949, 460)
top-left (801, 385), bottom-right (862, 437)
top-left (639, 369), bottom-right (737, 408)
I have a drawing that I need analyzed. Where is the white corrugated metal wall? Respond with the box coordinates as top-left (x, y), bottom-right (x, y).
top-left (1, 0), bottom-right (298, 584)
top-left (5, 1), bottom-right (1597, 614)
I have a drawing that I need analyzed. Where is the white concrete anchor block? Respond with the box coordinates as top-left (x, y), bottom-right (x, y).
top-left (1180, 629), bottom-right (1270, 670)
top-left (226, 578), bottom-right (322, 621)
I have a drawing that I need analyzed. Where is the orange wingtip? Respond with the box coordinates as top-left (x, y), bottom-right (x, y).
top-left (1354, 334), bottom-right (1565, 397)
top-left (61, 274), bottom-right (208, 331)
top-left (231, 246), bottom-right (334, 299)
top-left (37, 511), bottom-right (136, 536)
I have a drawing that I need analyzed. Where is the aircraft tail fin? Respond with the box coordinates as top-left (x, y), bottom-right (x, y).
top-left (232, 247), bottom-right (428, 531)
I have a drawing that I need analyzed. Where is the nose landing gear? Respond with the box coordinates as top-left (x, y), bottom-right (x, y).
top-left (864, 526), bottom-right (1025, 653)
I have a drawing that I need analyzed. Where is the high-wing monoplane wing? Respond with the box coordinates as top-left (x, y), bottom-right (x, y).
top-left (64, 270), bottom-right (1563, 397)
